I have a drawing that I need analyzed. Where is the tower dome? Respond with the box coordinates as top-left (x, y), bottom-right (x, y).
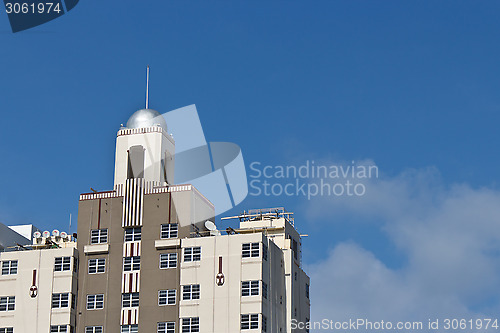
top-left (126, 108), bottom-right (167, 132)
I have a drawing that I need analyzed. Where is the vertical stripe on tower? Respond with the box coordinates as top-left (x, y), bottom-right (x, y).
top-left (122, 178), bottom-right (145, 227)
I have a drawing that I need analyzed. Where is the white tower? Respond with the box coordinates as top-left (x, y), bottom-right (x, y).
top-left (113, 108), bottom-right (175, 188)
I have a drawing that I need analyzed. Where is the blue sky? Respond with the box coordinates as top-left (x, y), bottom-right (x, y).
top-left (2, 1), bottom-right (500, 326)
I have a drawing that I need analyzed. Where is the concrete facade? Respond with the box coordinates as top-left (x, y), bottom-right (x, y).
top-left (0, 234), bottom-right (78, 333)
top-left (76, 185), bottom-right (213, 333)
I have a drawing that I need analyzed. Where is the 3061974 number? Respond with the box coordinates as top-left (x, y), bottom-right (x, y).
top-left (443, 319), bottom-right (499, 330)
top-left (5, 2), bottom-right (62, 14)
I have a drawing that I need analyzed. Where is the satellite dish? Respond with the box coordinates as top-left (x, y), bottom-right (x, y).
top-left (33, 231), bottom-right (41, 238)
top-left (205, 221), bottom-right (217, 231)
top-left (60, 232), bottom-right (68, 238)
top-left (42, 231), bottom-right (50, 238)
top-left (52, 229), bottom-right (60, 237)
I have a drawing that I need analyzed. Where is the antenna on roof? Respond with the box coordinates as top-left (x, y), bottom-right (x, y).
top-left (145, 65), bottom-right (150, 109)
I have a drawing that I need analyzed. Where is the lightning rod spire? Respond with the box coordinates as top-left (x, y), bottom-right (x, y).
top-left (145, 65), bottom-right (150, 109)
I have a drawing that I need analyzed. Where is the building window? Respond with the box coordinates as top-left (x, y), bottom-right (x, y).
top-left (122, 293), bottom-right (139, 308)
top-left (52, 293), bottom-right (69, 308)
top-left (85, 327), bottom-right (103, 333)
top-left (54, 257), bottom-right (71, 272)
top-left (181, 317), bottom-right (199, 333)
top-left (71, 293), bottom-right (76, 309)
top-left (183, 247), bottom-right (201, 262)
top-left (50, 325), bottom-right (70, 333)
top-left (0, 297), bottom-right (15, 311)
top-left (262, 315), bottom-right (267, 332)
top-left (241, 314), bottom-right (259, 330)
top-left (160, 223), bottom-right (178, 239)
top-left (124, 227), bottom-right (141, 242)
top-left (306, 283), bottom-right (310, 299)
top-left (158, 289), bottom-right (176, 305)
top-left (0, 328), bottom-right (13, 333)
top-left (88, 258), bottom-right (106, 274)
top-left (263, 243), bottom-right (268, 261)
top-left (120, 325), bottom-right (138, 333)
top-left (182, 284), bottom-right (200, 300)
top-left (123, 256), bottom-right (140, 271)
top-left (157, 322), bottom-right (175, 333)
top-left (262, 281), bottom-right (268, 299)
top-left (1, 260), bottom-right (17, 275)
top-left (86, 294), bottom-right (104, 310)
top-left (242, 243), bottom-right (259, 258)
top-left (242, 281), bottom-right (259, 296)
top-left (159, 253), bottom-right (177, 269)
top-left (90, 229), bottom-right (108, 244)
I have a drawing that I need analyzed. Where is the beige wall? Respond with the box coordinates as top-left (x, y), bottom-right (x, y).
top-left (178, 232), bottom-right (294, 333)
top-left (0, 246), bottom-right (77, 332)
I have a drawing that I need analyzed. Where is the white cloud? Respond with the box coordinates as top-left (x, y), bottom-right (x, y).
top-left (305, 166), bottom-right (500, 330)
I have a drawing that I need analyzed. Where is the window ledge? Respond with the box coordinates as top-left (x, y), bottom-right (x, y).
top-left (84, 244), bottom-right (109, 255)
top-left (181, 261), bottom-right (201, 268)
top-left (0, 276), bottom-right (17, 281)
top-left (53, 271), bottom-right (75, 278)
top-left (241, 257), bottom-right (262, 264)
top-left (51, 307), bottom-right (72, 313)
top-left (155, 239), bottom-right (180, 249)
top-left (241, 297), bottom-right (262, 304)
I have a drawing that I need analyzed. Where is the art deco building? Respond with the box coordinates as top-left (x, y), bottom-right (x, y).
top-left (76, 107), bottom-right (310, 333)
